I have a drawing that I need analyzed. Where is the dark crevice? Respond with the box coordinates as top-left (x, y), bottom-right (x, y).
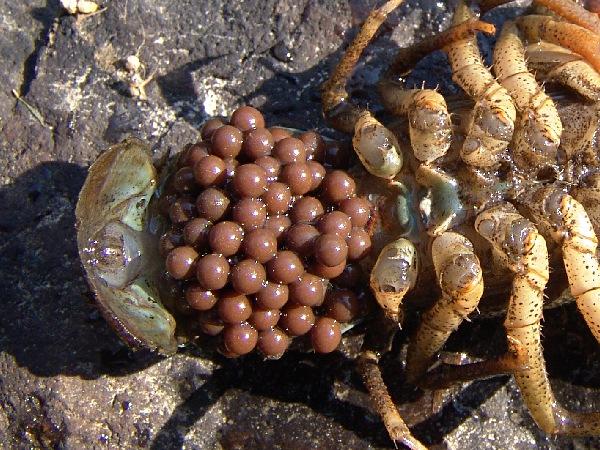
top-left (20, 1), bottom-right (61, 97)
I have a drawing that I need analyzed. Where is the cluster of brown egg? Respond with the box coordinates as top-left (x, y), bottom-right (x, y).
top-left (158, 106), bottom-right (374, 359)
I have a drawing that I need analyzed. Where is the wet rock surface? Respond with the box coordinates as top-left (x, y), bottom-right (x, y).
top-left (1, 0), bottom-right (600, 448)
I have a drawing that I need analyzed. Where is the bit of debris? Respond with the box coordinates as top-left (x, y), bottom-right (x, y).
top-left (11, 90), bottom-right (53, 130)
top-left (61, 0), bottom-right (101, 15)
top-left (121, 53), bottom-right (156, 101)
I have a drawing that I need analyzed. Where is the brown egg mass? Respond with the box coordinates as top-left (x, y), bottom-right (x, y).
top-left (159, 106), bottom-right (375, 359)
top-left (285, 223), bottom-right (320, 255)
top-left (290, 196), bottom-right (324, 224)
top-left (273, 137), bottom-right (307, 164)
top-left (321, 170), bottom-right (356, 203)
top-left (183, 218), bottom-right (211, 249)
top-left (196, 188), bottom-right (229, 222)
top-left (249, 308), bottom-right (281, 331)
top-left (232, 198), bottom-right (267, 231)
top-left (200, 118), bottom-right (224, 141)
top-left (180, 142), bottom-right (209, 168)
top-left (256, 282), bottom-right (289, 309)
top-left (185, 284), bottom-right (218, 311)
top-left (262, 182), bottom-right (292, 215)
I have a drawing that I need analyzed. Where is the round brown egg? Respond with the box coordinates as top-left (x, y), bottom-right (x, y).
top-left (242, 128), bottom-right (274, 160)
top-left (230, 259), bottom-right (267, 295)
top-left (257, 327), bottom-right (289, 359)
top-left (223, 322), bottom-right (258, 355)
top-left (196, 254), bottom-right (230, 290)
top-left (211, 125), bottom-right (243, 159)
top-left (280, 304), bottom-right (315, 336)
top-left (311, 317), bottom-right (341, 353)
top-left (230, 106), bottom-right (265, 132)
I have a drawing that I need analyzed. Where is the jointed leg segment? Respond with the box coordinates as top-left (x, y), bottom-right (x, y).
top-left (405, 232), bottom-right (484, 383)
top-left (476, 203), bottom-right (600, 435)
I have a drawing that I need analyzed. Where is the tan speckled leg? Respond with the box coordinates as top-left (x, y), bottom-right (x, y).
top-left (356, 315), bottom-right (428, 450)
top-left (405, 232), bottom-right (484, 384)
top-left (527, 188), bottom-right (600, 343)
top-left (476, 203), bottom-right (600, 435)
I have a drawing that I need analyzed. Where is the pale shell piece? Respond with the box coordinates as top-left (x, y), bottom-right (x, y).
top-left (352, 112), bottom-right (403, 179)
top-left (77, 0), bottom-right (100, 14)
top-left (61, 0), bottom-right (78, 14)
top-left (76, 138), bottom-right (177, 354)
top-left (369, 238), bottom-right (418, 322)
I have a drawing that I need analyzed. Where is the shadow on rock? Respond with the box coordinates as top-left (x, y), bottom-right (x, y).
top-left (0, 161), bottom-right (162, 379)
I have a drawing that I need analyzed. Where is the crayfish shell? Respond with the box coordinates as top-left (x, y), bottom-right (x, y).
top-left (75, 138), bottom-right (178, 354)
